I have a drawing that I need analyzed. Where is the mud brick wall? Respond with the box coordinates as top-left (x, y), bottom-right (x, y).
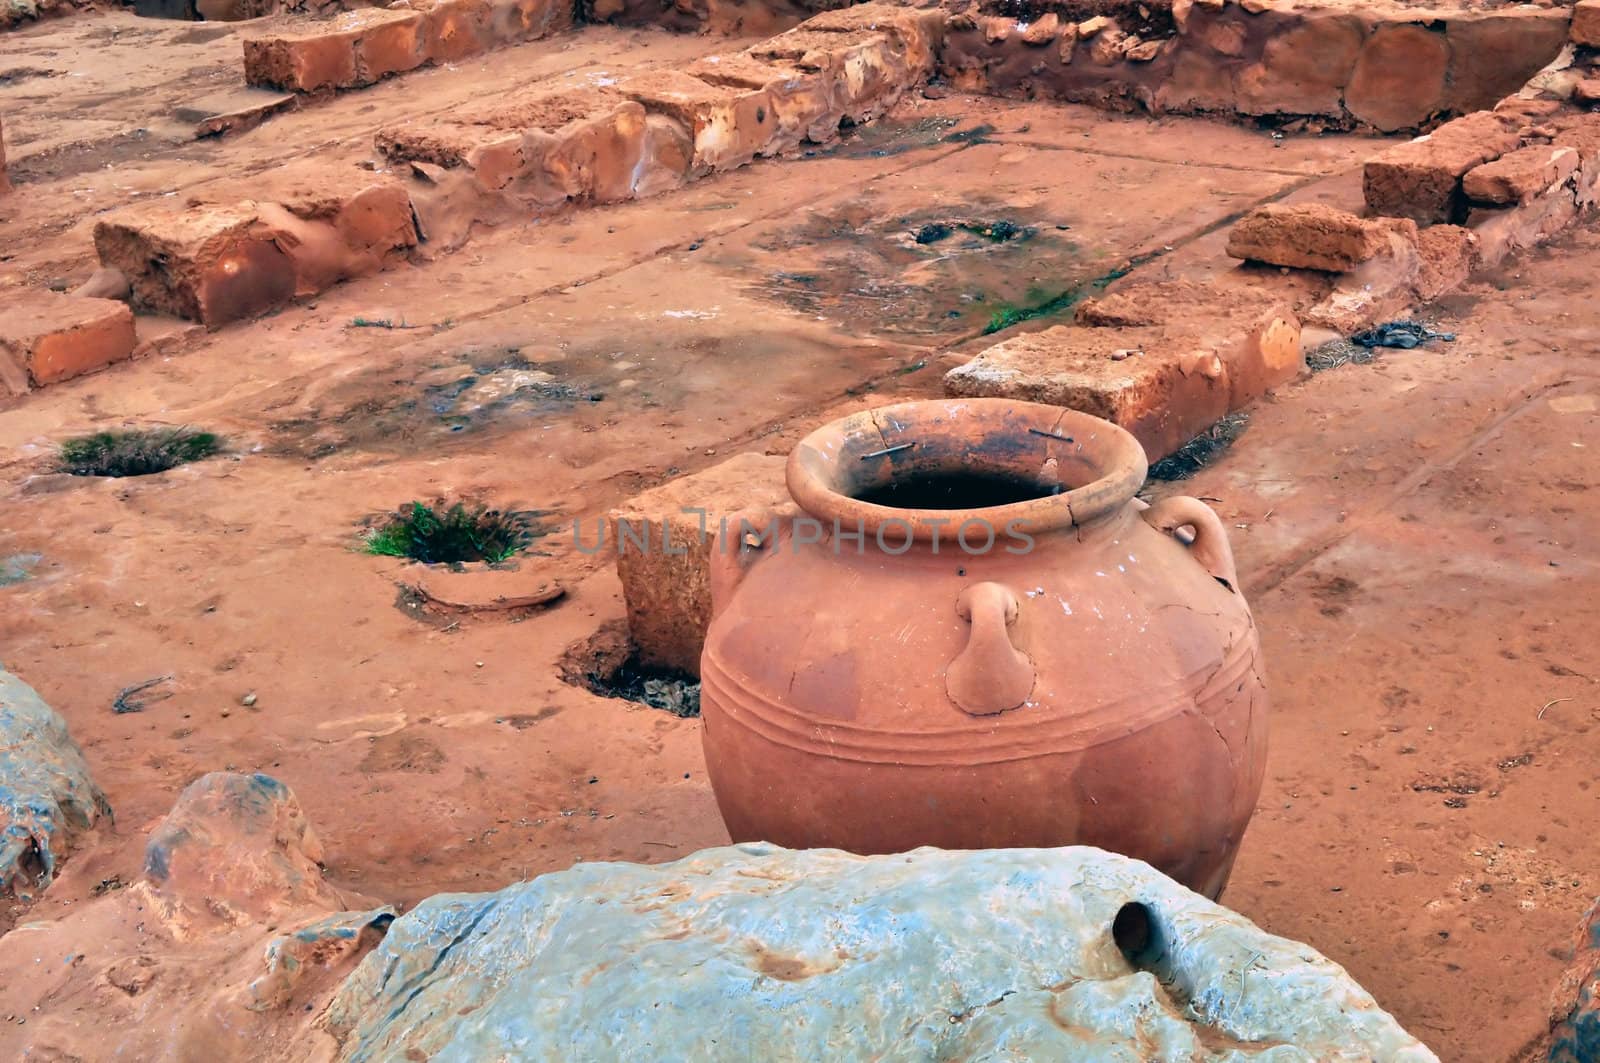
top-left (939, 1), bottom-right (1572, 133)
top-left (586, 0), bottom-right (858, 36)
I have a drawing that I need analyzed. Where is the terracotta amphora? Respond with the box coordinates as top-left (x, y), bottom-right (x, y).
top-left (699, 398), bottom-right (1267, 899)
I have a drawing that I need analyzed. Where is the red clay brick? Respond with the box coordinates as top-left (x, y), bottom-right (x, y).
top-left (243, 19), bottom-right (361, 93)
top-left (93, 203), bottom-right (298, 327)
top-left (0, 290), bottom-right (137, 394)
top-left (1462, 144), bottom-right (1579, 205)
top-left (1363, 110), bottom-right (1523, 223)
top-left (352, 9), bottom-right (429, 85)
top-left (418, 0), bottom-right (493, 64)
top-left (1226, 203), bottom-right (1418, 272)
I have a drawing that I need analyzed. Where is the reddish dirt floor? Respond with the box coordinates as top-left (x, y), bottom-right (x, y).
top-left (1, 11), bottom-right (1598, 1062)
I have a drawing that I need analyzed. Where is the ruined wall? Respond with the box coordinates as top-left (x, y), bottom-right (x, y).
top-left (586, 0), bottom-right (861, 37)
top-left (939, 1), bottom-right (1572, 132)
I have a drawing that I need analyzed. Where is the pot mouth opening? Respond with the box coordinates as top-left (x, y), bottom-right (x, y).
top-left (850, 470), bottom-right (1065, 510)
top-left (787, 398), bottom-right (1148, 540)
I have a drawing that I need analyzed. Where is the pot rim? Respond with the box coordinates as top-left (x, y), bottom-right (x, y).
top-left (786, 398), bottom-right (1148, 540)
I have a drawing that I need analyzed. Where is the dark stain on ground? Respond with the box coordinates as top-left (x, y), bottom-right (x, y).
top-left (7, 129), bottom-right (163, 183)
top-left (359, 732), bottom-right (447, 774)
top-left (804, 116), bottom-right (992, 161)
top-left (0, 67), bottom-right (60, 86)
top-left (267, 348), bottom-right (603, 459)
top-left (726, 197), bottom-right (1090, 337)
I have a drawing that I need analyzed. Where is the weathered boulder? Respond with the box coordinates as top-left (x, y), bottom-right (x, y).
top-left (1515, 897), bottom-right (1600, 1062)
top-left (144, 771), bottom-right (345, 927)
top-left (0, 772), bottom-right (391, 1059)
top-left (0, 668), bottom-right (110, 896)
top-left (327, 843), bottom-right (1438, 1061)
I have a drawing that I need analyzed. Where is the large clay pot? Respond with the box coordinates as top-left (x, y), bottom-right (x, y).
top-left (699, 398), bottom-right (1268, 899)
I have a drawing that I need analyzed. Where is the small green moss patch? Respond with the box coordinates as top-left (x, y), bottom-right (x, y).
top-left (58, 428), bottom-right (221, 477)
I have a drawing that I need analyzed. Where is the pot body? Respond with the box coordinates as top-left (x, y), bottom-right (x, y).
top-left (699, 406), bottom-right (1267, 899)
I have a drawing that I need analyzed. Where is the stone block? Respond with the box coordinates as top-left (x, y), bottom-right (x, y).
top-left (1413, 224), bottom-right (1477, 300)
top-left (243, 18), bottom-right (363, 92)
top-left (418, 0), bottom-right (492, 64)
top-left (378, 86), bottom-right (652, 204)
top-left (174, 86), bottom-right (298, 138)
top-left (619, 70), bottom-right (777, 175)
top-left (487, 0), bottom-right (573, 42)
top-left (749, 27), bottom-right (906, 125)
top-left (1573, 0), bottom-right (1600, 47)
top-left (1443, 9), bottom-right (1571, 116)
top-left (352, 8), bottom-right (428, 84)
top-left (1363, 110), bottom-right (1523, 222)
top-left (1021, 12), bottom-right (1060, 46)
top-left (1073, 279), bottom-right (1304, 410)
top-left (687, 52), bottom-right (837, 149)
top-left (942, 325), bottom-right (1233, 462)
top-left (93, 203), bottom-right (297, 326)
top-left (0, 291), bottom-right (137, 394)
top-left (1463, 144), bottom-right (1579, 205)
top-left (1344, 23), bottom-right (1449, 133)
top-left (1553, 112), bottom-right (1600, 206)
top-left (610, 452), bottom-right (790, 676)
top-left (1233, 13), bottom-right (1363, 118)
top-left (517, 93), bottom-right (653, 206)
top-left (1225, 203), bottom-right (1419, 272)
top-left (237, 170), bottom-right (420, 293)
top-left (801, 3), bottom-right (947, 74)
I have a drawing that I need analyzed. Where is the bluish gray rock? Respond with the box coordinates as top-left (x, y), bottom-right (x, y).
top-left (328, 843), bottom-right (1438, 1061)
top-left (0, 668), bottom-right (110, 895)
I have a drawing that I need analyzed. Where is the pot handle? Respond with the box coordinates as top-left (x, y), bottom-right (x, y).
top-left (946, 582), bottom-right (1035, 716)
top-left (1140, 496), bottom-right (1239, 592)
top-left (709, 507), bottom-right (783, 615)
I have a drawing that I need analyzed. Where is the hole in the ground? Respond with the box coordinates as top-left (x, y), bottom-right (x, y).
top-left (1147, 412), bottom-right (1248, 481)
top-left (362, 501), bottom-right (545, 564)
top-left (57, 428), bottom-right (222, 477)
top-left (560, 621), bottom-right (701, 717)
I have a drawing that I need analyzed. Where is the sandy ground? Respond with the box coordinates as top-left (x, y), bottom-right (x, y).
top-left (0, 12), bottom-right (1596, 1062)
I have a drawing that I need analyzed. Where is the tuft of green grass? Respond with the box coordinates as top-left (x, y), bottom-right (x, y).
top-left (363, 501), bottom-right (539, 564)
top-left (58, 428), bottom-right (221, 478)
